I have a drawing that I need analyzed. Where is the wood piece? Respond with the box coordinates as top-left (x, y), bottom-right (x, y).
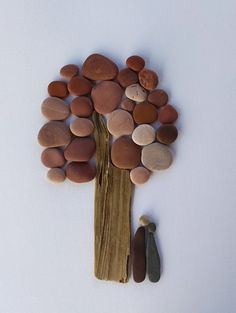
top-left (93, 112), bottom-right (133, 282)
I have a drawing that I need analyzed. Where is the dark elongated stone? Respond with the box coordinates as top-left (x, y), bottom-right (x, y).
top-left (146, 227), bottom-right (161, 283)
top-left (132, 226), bottom-right (146, 283)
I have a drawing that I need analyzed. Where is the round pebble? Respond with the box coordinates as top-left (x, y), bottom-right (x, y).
top-left (117, 68), bottom-right (138, 87)
top-left (38, 121), bottom-right (71, 147)
top-left (70, 118), bottom-right (94, 137)
top-left (47, 168), bottom-right (66, 183)
top-left (159, 105), bottom-right (178, 124)
top-left (133, 102), bottom-right (158, 124)
top-left (64, 137), bottom-right (96, 161)
top-left (111, 136), bottom-right (141, 169)
top-left (82, 53), bottom-right (118, 81)
top-left (132, 124), bottom-right (155, 146)
top-left (130, 167), bottom-right (151, 185)
top-left (48, 81), bottom-right (68, 98)
top-left (66, 162), bottom-right (96, 183)
top-left (139, 215), bottom-right (151, 226)
top-left (60, 64), bottom-right (79, 80)
top-left (156, 124), bottom-right (178, 144)
top-left (41, 148), bottom-right (65, 168)
top-left (68, 76), bottom-right (92, 96)
top-left (126, 55), bottom-right (145, 72)
top-left (139, 69), bottom-right (158, 91)
top-left (70, 97), bottom-right (93, 117)
top-left (41, 97), bottom-right (70, 121)
top-left (91, 81), bottom-right (123, 115)
top-left (148, 89), bottom-right (168, 107)
top-left (125, 84), bottom-right (147, 102)
top-left (147, 223), bottom-right (156, 233)
top-left (141, 142), bottom-right (173, 171)
top-left (120, 98), bottom-right (135, 112)
top-left (107, 109), bottom-right (134, 137)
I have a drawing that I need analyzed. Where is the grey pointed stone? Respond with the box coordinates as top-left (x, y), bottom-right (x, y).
top-left (146, 232), bottom-right (161, 282)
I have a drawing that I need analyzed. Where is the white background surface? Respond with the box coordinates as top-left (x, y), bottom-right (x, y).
top-left (0, 0), bottom-right (235, 312)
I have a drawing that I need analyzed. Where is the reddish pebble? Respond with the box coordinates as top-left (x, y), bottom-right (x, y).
top-left (148, 89), bottom-right (168, 107)
top-left (120, 98), bottom-right (135, 112)
top-left (64, 137), bottom-right (96, 161)
top-left (159, 105), bottom-right (178, 124)
top-left (133, 102), bottom-right (158, 124)
top-left (126, 55), bottom-right (145, 72)
top-left (66, 162), bottom-right (96, 183)
top-left (117, 68), bottom-right (138, 87)
top-left (70, 97), bottom-right (93, 117)
top-left (68, 76), bottom-right (92, 96)
top-left (139, 69), bottom-right (158, 91)
top-left (47, 168), bottom-right (66, 183)
top-left (60, 64), bottom-right (79, 80)
top-left (48, 81), bottom-right (69, 98)
top-left (41, 148), bottom-right (66, 168)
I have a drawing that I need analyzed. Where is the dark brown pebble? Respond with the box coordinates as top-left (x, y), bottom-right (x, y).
top-left (41, 148), bottom-right (66, 168)
top-left (148, 89), bottom-right (168, 107)
top-left (68, 76), bottom-right (92, 96)
top-left (60, 64), bottom-right (79, 80)
top-left (117, 68), bottom-right (138, 87)
top-left (64, 137), bottom-right (96, 162)
top-left (132, 226), bottom-right (146, 283)
top-left (159, 105), bottom-right (178, 124)
top-left (126, 55), bottom-right (145, 72)
top-left (133, 102), bottom-right (158, 124)
top-left (70, 97), bottom-right (93, 117)
top-left (66, 162), bottom-right (96, 183)
top-left (48, 81), bottom-right (69, 98)
top-left (156, 124), bottom-right (178, 144)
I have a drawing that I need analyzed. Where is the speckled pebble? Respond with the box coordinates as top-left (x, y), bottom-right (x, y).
top-left (47, 168), bottom-right (66, 183)
top-left (130, 167), bottom-right (151, 185)
top-left (107, 109), bottom-right (134, 137)
top-left (126, 55), bottom-right (145, 72)
top-left (132, 124), bottom-right (155, 146)
top-left (70, 118), bottom-right (94, 137)
top-left (125, 84), bottom-right (147, 102)
top-left (139, 69), bottom-right (158, 91)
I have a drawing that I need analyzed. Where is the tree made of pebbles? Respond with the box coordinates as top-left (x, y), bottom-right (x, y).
top-left (38, 54), bottom-right (178, 282)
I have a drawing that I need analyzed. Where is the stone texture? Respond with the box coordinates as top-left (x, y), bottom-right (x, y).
top-left (139, 215), bottom-right (151, 226)
top-left (41, 148), bottom-right (66, 168)
top-left (38, 121), bottom-right (71, 147)
top-left (70, 97), bottom-right (93, 117)
top-left (64, 137), bottom-right (96, 161)
top-left (132, 226), bottom-right (146, 283)
top-left (148, 89), bottom-right (168, 107)
top-left (60, 64), bottom-right (79, 80)
top-left (126, 55), bottom-right (145, 72)
top-left (132, 124), bottom-right (155, 146)
top-left (133, 102), bottom-right (158, 124)
top-left (70, 118), bottom-right (94, 137)
top-left (156, 124), bottom-right (178, 144)
top-left (107, 109), bottom-right (134, 137)
top-left (48, 81), bottom-right (69, 98)
top-left (68, 76), bottom-right (92, 96)
top-left (66, 162), bottom-right (96, 183)
top-left (130, 167), bottom-right (151, 185)
top-left (41, 97), bottom-right (70, 121)
top-left (47, 168), bottom-right (66, 183)
top-left (159, 105), bottom-right (178, 124)
top-left (117, 68), bottom-right (138, 87)
top-left (139, 69), bottom-right (158, 91)
top-left (120, 98), bottom-right (135, 112)
top-left (125, 84), bottom-right (147, 102)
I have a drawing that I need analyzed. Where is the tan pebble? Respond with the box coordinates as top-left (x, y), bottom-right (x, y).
top-left (107, 109), bottom-right (134, 137)
top-left (126, 55), bottom-right (145, 72)
top-left (117, 68), bottom-right (138, 87)
top-left (68, 76), bottom-right (92, 96)
top-left (70, 97), bottom-right (93, 117)
top-left (125, 84), bottom-right (147, 102)
top-left (70, 118), bottom-right (94, 137)
top-left (60, 64), bottom-right (79, 80)
top-left (41, 97), bottom-right (70, 121)
top-left (66, 162), bottom-right (96, 183)
top-left (47, 168), bottom-right (66, 183)
top-left (41, 148), bottom-right (65, 168)
top-left (120, 98), bottom-right (135, 112)
top-left (139, 69), bottom-right (158, 91)
top-left (48, 81), bottom-right (68, 98)
top-left (132, 124), bottom-right (155, 146)
top-left (139, 215), bottom-right (151, 226)
top-left (38, 121), bottom-right (71, 147)
top-left (130, 167), bottom-right (151, 185)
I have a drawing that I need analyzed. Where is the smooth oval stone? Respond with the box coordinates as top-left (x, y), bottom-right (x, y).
top-left (132, 124), bottom-right (155, 146)
top-left (141, 142), bottom-right (173, 171)
top-left (139, 69), bottom-right (158, 91)
top-left (125, 84), bottom-right (147, 102)
top-left (156, 124), bottom-right (178, 144)
top-left (130, 167), bottom-right (151, 185)
top-left (41, 97), bottom-right (70, 121)
top-left (117, 68), bottom-right (138, 87)
top-left (47, 168), bottom-right (66, 183)
top-left (139, 215), bottom-right (151, 226)
top-left (133, 102), bottom-right (158, 124)
top-left (132, 226), bottom-right (146, 283)
top-left (66, 162), bottom-right (96, 183)
top-left (107, 109), bottom-right (134, 137)
top-left (41, 148), bottom-right (65, 168)
top-left (60, 64), bottom-right (79, 80)
top-left (111, 136), bottom-right (141, 169)
top-left (148, 89), bottom-right (168, 107)
top-left (148, 222), bottom-right (156, 233)
top-left (126, 55), bottom-right (145, 72)
top-left (70, 118), bottom-right (94, 137)
top-left (70, 97), bottom-right (93, 117)
top-left (64, 137), bottom-right (96, 161)
top-left (68, 76), bottom-right (92, 96)
top-left (38, 121), bottom-right (71, 147)
top-left (48, 81), bottom-right (68, 98)
top-left (120, 98), bottom-right (135, 112)
top-left (159, 105), bottom-right (178, 124)
top-left (146, 231), bottom-right (161, 282)
top-left (82, 53), bottom-right (118, 81)
top-left (92, 81), bottom-right (123, 115)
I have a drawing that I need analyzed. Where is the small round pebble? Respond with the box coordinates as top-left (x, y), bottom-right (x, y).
top-left (60, 64), bottom-right (79, 80)
top-left (47, 168), bottom-right (66, 183)
top-left (66, 162), bottom-right (96, 183)
top-left (126, 55), bottom-right (145, 72)
top-left (147, 223), bottom-right (156, 233)
top-left (38, 121), bottom-right (71, 147)
top-left (107, 109), bottom-right (134, 137)
top-left (120, 98), bottom-right (135, 112)
top-left (125, 84), bottom-right (147, 102)
top-left (141, 142), bottom-right (173, 171)
top-left (48, 81), bottom-right (69, 98)
top-left (68, 76), bottom-right (92, 96)
top-left (64, 137), bottom-right (96, 161)
top-left (139, 69), bottom-right (158, 91)
top-left (156, 124), bottom-right (178, 144)
top-left (139, 215), bottom-right (151, 226)
top-left (117, 68), bottom-right (138, 87)
top-left (41, 97), bottom-right (70, 121)
top-left (159, 105), bottom-right (178, 124)
top-left (130, 167), bottom-right (151, 185)
top-left (70, 97), bottom-right (93, 117)
top-left (132, 124), bottom-right (155, 146)
top-left (70, 118), bottom-right (94, 137)
top-left (133, 102), bottom-right (158, 124)
top-left (41, 148), bottom-right (65, 168)
top-left (148, 89), bottom-right (168, 107)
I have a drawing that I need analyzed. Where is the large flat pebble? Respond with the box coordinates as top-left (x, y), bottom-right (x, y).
top-left (141, 142), bottom-right (172, 170)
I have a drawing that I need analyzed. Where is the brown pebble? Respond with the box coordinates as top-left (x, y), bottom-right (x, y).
top-left (64, 137), bottom-right (96, 161)
top-left (117, 68), bottom-right (138, 87)
top-left (133, 102), bottom-right (158, 124)
top-left (66, 162), bottom-right (96, 183)
top-left (148, 89), bottom-right (168, 107)
top-left (107, 109), bottom-right (134, 137)
top-left (120, 98), bottom-right (135, 112)
top-left (70, 118), bottom-right (94, 137)
top-left (38, 121), bottom-right (71, 147)
top-left (132, 226), bottom-right (146, 283)
top-left (111, 136), bottom-right (141, 169)
top-left (48, 81), bottom-right (69, 98)
top-left (47, 168), bottom-right (66, 183)
top-left (41, 97), bottom-right (70, 121)
top-left (91, 81), bottom-right (123, 115)
top-left (126, 55), bottom-right (145, 72)
top-left (159, 104), bottom-right (178, 124)
top-left (156, 124), bottom-right (178, 144)
top-left (68, 76), bottom-right (92, 96)
top-left (139, 68), bottom-right (158, 91)
top-left (70, 97), bottom-right (93, 117)
top-left (41, 148), bottom-right (66, 168)
top-left (82, 53), bottom-right (118, 81)
top-left (130, 167), bottom-right (151, 185)
top-left (60, 64), bottom-right (79, 80)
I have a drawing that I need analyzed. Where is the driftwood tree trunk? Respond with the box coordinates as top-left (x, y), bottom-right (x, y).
top-left (93, 112), bottom-right (133, 282)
